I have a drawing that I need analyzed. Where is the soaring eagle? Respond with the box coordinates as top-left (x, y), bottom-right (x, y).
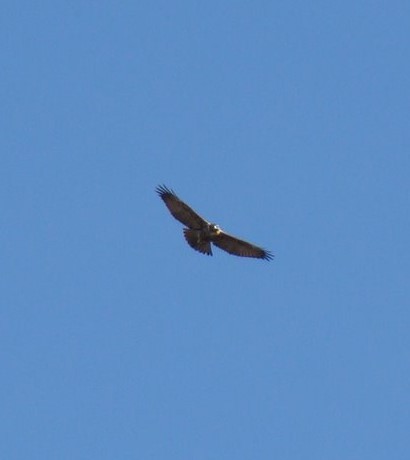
top-left (156, 185), bottom-right (273, 260)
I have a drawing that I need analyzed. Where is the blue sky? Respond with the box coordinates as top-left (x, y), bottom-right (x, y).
top-left (2, 1), bottom-right (410, 459)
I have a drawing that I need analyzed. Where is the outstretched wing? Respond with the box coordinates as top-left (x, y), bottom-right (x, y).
top-left (211, 231), bottom-right (273, 261)
top-left (156, 185), bottom-right (208, 229)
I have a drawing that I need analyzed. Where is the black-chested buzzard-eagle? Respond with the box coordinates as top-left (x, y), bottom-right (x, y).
top-left (156, 185), bottom-right (273, 261)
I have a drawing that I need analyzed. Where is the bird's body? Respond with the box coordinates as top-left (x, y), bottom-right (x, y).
top-left (183, 223), bottom-right (221, 256)
top-left (156, 185), bottom-right (273, 261)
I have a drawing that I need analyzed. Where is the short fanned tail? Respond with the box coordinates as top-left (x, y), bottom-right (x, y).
top-left (183, 229), bottom-right (212, 256)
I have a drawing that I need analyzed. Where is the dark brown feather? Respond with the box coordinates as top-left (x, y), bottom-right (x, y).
top-left (211, 231), bottom-right (274, 260)
top-left (156, 185), bottom-right (208, 229)
top-left (183, 229), bottom-right (212, 256)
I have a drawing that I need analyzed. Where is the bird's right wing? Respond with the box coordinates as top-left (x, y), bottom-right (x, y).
top-left (156, 185), bottom-right (208, 228)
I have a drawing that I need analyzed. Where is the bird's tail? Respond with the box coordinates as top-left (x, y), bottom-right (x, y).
top-left (183, 229), bottom-right (212, 256)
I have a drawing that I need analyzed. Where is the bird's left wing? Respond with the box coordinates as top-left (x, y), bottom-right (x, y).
top-left (156, 185), bottom-right (208, 228)
top-left (212, 231), bottom-right (273, 260)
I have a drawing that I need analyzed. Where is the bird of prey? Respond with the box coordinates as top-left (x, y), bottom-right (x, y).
top-left (156, 185), bottom-right (273, 260)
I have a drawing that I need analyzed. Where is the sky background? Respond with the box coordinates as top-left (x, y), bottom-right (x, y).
top-left (2, 1), bottom-right (410, 459)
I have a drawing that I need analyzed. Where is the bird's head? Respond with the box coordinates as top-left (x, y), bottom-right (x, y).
top-left (209, 223), bottom-right (221, 235)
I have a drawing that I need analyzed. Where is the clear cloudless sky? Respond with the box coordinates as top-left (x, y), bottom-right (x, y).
top-left (2, 1), bottom-right (410, 459)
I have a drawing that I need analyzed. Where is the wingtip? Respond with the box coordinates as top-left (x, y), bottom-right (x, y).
top-left (156, 184), bottom-right (175, 197)
top-left (263, 250), bottom-right (274, 261)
